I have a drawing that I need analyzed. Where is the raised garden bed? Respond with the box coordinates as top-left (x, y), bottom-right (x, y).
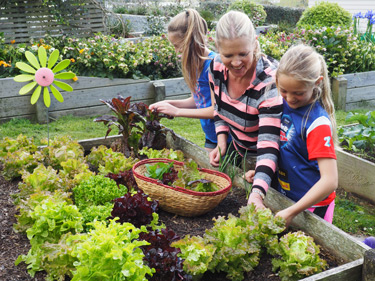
top-left (332, 71), bottom-right (375, 111)
top-left (1, 130), bottom-right (374, 280)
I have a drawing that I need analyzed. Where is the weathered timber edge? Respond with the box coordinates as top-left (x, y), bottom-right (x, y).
top-left (76, 130), bottom-right (371, 281)
top-left (0, 77), bottom-right (190, 124)
top-left (332, 71), bottom-right (375, 111)
top-left (336, 147), bottom-right (375, 205)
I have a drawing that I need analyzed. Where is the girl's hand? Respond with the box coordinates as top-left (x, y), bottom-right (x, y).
top-left (275, 208), bottom-right (296, 228)
top-left (209, 144), bottom-right (227, 167)
top-left (150, 102), bottom-right (179, 117)
top-left (247, 192), bottom-right (266, 209)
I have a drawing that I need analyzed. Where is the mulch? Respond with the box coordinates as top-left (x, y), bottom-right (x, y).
top-left (0, 171), bottom-right (344, 281)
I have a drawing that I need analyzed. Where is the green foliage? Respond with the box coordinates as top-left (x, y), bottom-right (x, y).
top-left (171, 235), bottom-right (215, 279)
top-left (73, 175), bottom-right (127, 210)
top-left (0, 134), bottom-right (37, 158)
top-left (338, 111), bottom-right (375, 154)
top-left (200, 1), bottom-right (232, 19)
top-left (262, 4), bottom-right (304, 26)
top-left (271, 231), bottom-right (327, 281)
top-left (98, 153), bottom-right (137, 175)
top-left (145, 14), bottom-right (167, 36)
top-left (68, 220), bottom-right (153, 281)
top-left (145, 162), bottom-right (174, 180)
top-left (80, 204), bottom-right (113, 232)
top-left (297, 1), bottom-right (352, 28)
top-left (227, 0), bottom-right (267, 27)
top-left (139, 147), bottom-right (185, 161)
top-left (85, 145), bottom-right (115, 168)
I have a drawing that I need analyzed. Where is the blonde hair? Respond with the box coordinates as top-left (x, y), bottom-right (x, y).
top-left (276, 44), bottom-right (337, 143)
top-left (168, 9), bottom-right (208, 92)
top-left (215, 10), bottom-right (261, 61)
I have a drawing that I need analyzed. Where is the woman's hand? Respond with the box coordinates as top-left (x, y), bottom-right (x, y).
top-left (244, 170), bottom-right (255, 183)
top-left (209, 143), bottom-right (227, 167)
top-left (150, 101), bottom-right (180, 117)
top-left (247, 192), bottom-right (265, 209)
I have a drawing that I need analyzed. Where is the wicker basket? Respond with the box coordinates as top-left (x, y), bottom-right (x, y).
top-left (132, 158), bottom-right (232, 217)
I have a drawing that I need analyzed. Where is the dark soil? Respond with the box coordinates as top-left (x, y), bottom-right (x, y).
top-left (1, 173), bottom-right (344, 281)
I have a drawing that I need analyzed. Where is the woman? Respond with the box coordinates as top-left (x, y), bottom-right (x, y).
top-left (208, 11), bottom-right (283, 207)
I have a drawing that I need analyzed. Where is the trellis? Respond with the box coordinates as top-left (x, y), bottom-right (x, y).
top-left (0, 0), bottom-right (106, 44)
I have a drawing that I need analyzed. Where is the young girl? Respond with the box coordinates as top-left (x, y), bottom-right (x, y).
top-left (149, 9), bottom-right (221, 151)
top-left (274, 44), bottom-right (338, 226)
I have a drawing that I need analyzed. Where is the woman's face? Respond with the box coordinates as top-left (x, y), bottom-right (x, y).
top-left (218, 36), bottom-right (255, 78)
top-left (168, 32), bottom-right (183, 54)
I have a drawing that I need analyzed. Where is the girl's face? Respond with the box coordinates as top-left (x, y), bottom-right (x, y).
top-left (218, 36), bottom-right (255, 78)
top-left (277, 74), bottom-right (319, 109)
top-left (168, 32), bottom-right (183, 54)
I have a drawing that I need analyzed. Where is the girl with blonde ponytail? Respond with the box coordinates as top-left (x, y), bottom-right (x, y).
top-left (275, 44), bottom-right (338, 226)
top-left (150, 9), bottom-right (224, 151)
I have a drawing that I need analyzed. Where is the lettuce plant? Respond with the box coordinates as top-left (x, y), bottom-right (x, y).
top-left (139, 228), bottom-right (191, 281)
top-left (271, 231), bottom-right (327, 281)
top-left (73, 175), bottom-right (128, 210)
top-left (171, 235), bottom-right (215, 280)
top-left (139, 147), bottom-right (185, 161)
top-left (110, 189), bottom-right (160, 229)
top-left (106, 169), bottom-right (139, 191)
top-left (68, 220), bottom-right (153, 281)
top-left (0, 134), bottom-right (37, 158)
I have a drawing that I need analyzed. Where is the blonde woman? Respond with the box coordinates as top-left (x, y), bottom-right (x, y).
top-left (208, 11), bottom-right (283, 208)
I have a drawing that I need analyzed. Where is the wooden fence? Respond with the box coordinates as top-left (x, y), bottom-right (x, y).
top-left (0, 76), bottom-right (190, 123)
top-left (332, 71), bottom-right (375, 111)
top-left (0, 0), bottom-right (106, 44)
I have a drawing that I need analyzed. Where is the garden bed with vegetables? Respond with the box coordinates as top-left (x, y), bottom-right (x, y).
top-left (0, 97), bottom-right (371, 281)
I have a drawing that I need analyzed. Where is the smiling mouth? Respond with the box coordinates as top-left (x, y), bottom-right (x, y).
top-left (232, 66), bottom-right (243, 70)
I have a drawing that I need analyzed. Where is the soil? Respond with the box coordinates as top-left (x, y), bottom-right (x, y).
top-left (1, 172), bottom-right (344, 281)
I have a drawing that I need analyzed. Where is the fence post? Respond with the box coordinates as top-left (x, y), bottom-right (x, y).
top-left (363, 248), bottom-right (375, 281)
top-left (153, 81), bottom-right (166, 102)
top-left (331, 76), bottom-right (348, 111)
top-left (36, 98), bottom-right (48, 124)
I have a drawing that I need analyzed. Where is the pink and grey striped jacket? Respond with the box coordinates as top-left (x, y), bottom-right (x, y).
top-left (208, 54), bottom-right (283, 195)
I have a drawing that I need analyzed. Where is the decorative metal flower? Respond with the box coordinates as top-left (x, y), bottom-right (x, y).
top-left (14, 46), bottom-right (76, 107)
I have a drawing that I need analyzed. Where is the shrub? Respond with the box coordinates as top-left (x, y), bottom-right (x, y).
top-left (297, 1), bottom-right (352, 28)
top-left (199, 1), bottom-right (231, 19)
top-left (263, 4), bottom-right (304, 26)
top-left (227, 0), bottom-right (267, 27)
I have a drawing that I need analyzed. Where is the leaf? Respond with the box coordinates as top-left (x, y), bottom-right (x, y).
top-left (38, 46), bottom-right (47, 68)
top-left (54, 72), bottom-right (75, 79)
top-left (52, 59), bottom-right (70, 73)
top-left (19, 81), bottom-right (37, 95)
top-left (16, 62), bottom-right (37, 74)
top-left (30, 86), bottom-right (42, 104)
top-left (14, 74), bottom-right (35, 82)
top-left (50, 84), bottom-right (64, 103)
top-left (25, 51), bottom-right (40, 70)
top-left (53, 80), bottom-right (73, 92)
top-left (43, 87), bottom-right (51, 107)
top-left (48, 49), bottom-right (60, 69)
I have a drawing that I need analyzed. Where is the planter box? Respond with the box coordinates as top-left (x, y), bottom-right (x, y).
top-left (332, 71), bottom-right (375, 111)
top-left (335, 147), bottom-right (375, 204)
top-left (0, 77), bottom-right (190, 124)
top-left (77, 130), bottom-right (373, 281)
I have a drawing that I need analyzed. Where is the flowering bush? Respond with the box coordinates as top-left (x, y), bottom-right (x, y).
top-left (259, 25), bottom-right (375, 77)
top-left (227, 0), bottom-right (267, 27)
top-left (353, 10), bottom-right (375, 42)
top-left (0, 33), bottom-right (181, 80)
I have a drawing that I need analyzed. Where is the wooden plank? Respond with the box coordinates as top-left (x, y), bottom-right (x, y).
top-left (346, 85), bottom-right (375, 103)
top-left (64, 77), bottom-right (150, 90)
top-left (300, 259), bottom-right (363, 281)
top-left (331, 76), bottom-right (347, 111)
top-left (0, 114), bottom-right (34, 124)
top-left (0, 96), bottom-right (35, 118)
top-left (46, 83), bottom-right (155, 111)
top-left (342, 71), bottom-right (375, 89)
top-left (363, 249), bottom-right (375, 281)
top-left (159, 77), bottom-right (191, 96)
top-left (346, 100), bottom-right (375, 111)
top-left (0, 78), bottom-right (25, 98)
top-left (153, 81), bottom-right (166, 102)
top-left (336, 148), bottom-right (375, 204)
